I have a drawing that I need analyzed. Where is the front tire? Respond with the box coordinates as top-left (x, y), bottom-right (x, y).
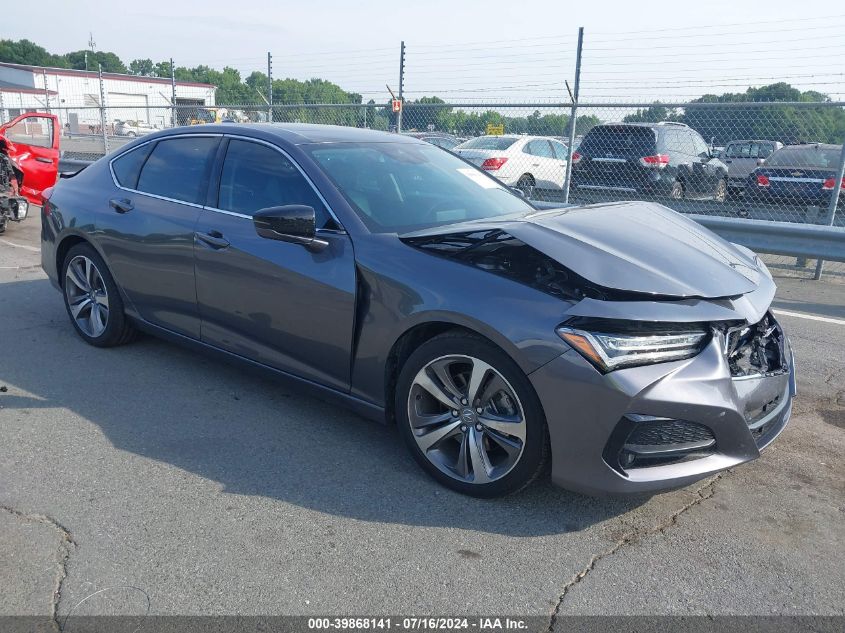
top-left (396, 331), bottom-right (548, 497)
top-left (62, 243), bottom-right (136, 347)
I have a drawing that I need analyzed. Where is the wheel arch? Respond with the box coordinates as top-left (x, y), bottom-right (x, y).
top-left (383, 320), bottom-right (524, 425)
top-left (55, 234), bottom-right (91, 288)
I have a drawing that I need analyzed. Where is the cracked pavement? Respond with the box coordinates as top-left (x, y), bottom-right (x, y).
top-left (1, 219), bottom-right (843, 626)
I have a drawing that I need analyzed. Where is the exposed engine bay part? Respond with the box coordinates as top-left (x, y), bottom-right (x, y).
top-left (725, 312), bottom-right (786, 377)
top-left (401, 229), bottom-right (699, 303)
top-left (0, 141), bottom-right (28, 232)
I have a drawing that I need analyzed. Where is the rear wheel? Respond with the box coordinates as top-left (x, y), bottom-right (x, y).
top-left (670, 180), bottom-right (685, 200)
top-left (516, 174), bottom-right (535, 199)
top-left (62, 243), bottom-right (136, 347)
top-left (714, 178), bottom-right (727, 203)
top-left (396, 331), bottom-right (548, 497)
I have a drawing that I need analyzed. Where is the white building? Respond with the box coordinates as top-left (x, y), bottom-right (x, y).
top-left (0, 62), bottom-right (215, 130)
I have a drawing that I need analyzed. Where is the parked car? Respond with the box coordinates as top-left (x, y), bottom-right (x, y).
top-left (722, 140), bottom-right (782, 195)
top-left (746, 143), bottom-right (844, 207)
top-left (0, 111), bottom-right (60, 204)
top-left (114, 120), bottom-right (159, 137)
top-left (453, 135), bottom-right (569, 196)
top-left (41, 124), bottom-right (794, 497)
top-left (571, 122), bottom-right (729, 202)
top-left (403, 132), bottom-right (461, 150)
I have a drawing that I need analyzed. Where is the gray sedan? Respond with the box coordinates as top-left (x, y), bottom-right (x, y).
top-left (40, 123), bottom-right (795, 497)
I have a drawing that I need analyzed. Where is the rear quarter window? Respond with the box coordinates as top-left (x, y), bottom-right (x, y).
top-left (111, 143), bottom-right (154, 189)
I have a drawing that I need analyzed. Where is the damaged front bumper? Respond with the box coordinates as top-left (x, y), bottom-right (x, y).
top-left (0, 194), bottom-right (29, 224)
top-left (530, 306), bottom-right (795, 497)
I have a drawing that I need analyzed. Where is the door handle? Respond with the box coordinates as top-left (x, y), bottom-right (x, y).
top-left (532, 163), bottom-right (540, 167)
top-left (35, 156), bottom-right (53, 164)
top-left (109, 198), bottom-right (133, 213)
top-left (725, 160), bottom-right (732, 164)
top-left (195, 230), bottom-right (230, 250)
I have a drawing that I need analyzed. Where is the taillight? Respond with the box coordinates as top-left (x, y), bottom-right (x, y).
top-left (481, 157), bottom-right (508, 170)
top-left (822, 177), bottom-right (845, 191)
top-left (756, 174), bottom-right (770, 187)
top-left (571, 151), bottom-right (582, 165)
top-left (638, 154), bottom-right (669, 168)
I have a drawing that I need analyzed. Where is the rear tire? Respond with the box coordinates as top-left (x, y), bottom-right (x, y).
top-left (670, 180), bottom-right (685, 200)
top-left (62, 243), bottom-right (137, 347)
top-left (396, 331), bottom-right (549, 498)
top-left (516, 174), bottom-right (535, 199)
top-left (714, 178), bottom-right (727, 203)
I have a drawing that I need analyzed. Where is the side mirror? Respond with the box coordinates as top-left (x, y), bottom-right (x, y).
top-left (757, 158), bottom-right (766, 166)
top-left (509, 186), bottom-right (526, 198)
top-left (253, 205), bottom-right (328, 252)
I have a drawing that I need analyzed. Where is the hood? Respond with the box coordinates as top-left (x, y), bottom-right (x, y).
top-left (402, 201), bottom-right (763, 299)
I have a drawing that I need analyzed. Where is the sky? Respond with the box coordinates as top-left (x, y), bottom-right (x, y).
top-left (5, 0), bottom-right (845, 106)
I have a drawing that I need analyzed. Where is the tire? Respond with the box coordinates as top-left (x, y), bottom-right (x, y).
top-left (714, 178), bottom-right (727, 203)
top-left (516, 174), bottom-right (535, 199)
top-left (395, 331), bottom-right (549, 498)
top-left (670, 180), bottom-right (685, 200)
top-left (62, 243), bottom-right (136, 347)
top-left (126, 131), bottom-right (136, 137)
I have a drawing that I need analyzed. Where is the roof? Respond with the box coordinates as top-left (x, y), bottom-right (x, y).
top-left (0, 62), bottom-right (215, 89)
top-left (778, 143), bottom-right (841, 150)
top-left (0, 77), bottom-right (58, 95)
top-left (152, 122), bottom-right (424, 145)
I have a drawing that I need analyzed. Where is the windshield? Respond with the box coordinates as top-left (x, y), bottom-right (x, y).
top-left (307, 142), bottom-right (534, 233)
top-left (456, 136), bottom-right (518, 151)
top-left (765, 146), bottom-right (841, 169)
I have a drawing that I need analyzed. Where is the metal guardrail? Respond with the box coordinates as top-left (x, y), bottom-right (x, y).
top-left (690, 214), bottom-right (845, 263)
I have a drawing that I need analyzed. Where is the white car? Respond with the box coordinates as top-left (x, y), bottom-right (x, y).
top-left (114, 120), bottom-right (159, 137)
top-left (453, 135), bottom-right (569, 195)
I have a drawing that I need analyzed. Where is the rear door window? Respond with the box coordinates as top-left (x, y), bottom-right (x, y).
top-left (217, 139), bottom-right (330, 227)
top-left (136, 136), bottom-right (219, 204)
top-left (550, 140), bottom-right (569, 159)
top-left (525, 140), bottom-right (554, 158)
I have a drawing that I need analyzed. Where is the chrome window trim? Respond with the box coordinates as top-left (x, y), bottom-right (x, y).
top-left (107, 132), bottom-right (346, 231)
top-left (767, 176), bottom-right (825, 184)
top-left (108, 133), bottom-right (223, 209)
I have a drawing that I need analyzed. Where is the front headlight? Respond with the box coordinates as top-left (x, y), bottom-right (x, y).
top-left (557, 326), bottom-right (708, 372)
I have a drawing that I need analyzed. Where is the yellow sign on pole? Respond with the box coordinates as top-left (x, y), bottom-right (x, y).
top-left (486, 123), bottom-right (504, 135)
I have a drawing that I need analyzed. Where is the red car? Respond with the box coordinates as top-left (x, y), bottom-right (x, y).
top-left (0, 112), bottom-right (60, 232)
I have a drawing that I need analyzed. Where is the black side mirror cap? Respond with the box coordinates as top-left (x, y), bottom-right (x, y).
top-left (253, 205), bottom-right (328, 252)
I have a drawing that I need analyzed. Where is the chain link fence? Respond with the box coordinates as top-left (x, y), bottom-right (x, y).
top-left (2, 62), bottom-right (843, 277)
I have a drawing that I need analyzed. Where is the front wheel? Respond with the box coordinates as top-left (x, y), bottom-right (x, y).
top-left (396, 331), bottom-right (548, 497)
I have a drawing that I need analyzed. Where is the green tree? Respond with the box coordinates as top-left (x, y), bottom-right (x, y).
top-left (129, 58), bottom-right (155, 76)
top-left (681, 83), bottom-right (845, 145)
top-left (623, 103), bottom-right (681, 124)
top-left (0, 39), bottom-right (68, 67)
top-left (63, 50), bottom-right (127, 73)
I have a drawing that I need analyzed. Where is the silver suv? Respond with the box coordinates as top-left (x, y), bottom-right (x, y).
top-left (723, 140), bottom-right (782, 194)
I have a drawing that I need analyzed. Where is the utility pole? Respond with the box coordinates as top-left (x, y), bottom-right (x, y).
top-left (397, 41), bottom-right (406, 133)
top-left (562, 27), bottom-right (584, 205)
top-left (170, 58), bottom-right (177, 128)
top-left (267, 52), bottom-right (273, 123)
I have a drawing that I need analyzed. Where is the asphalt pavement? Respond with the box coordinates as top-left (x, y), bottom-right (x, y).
top-left (1, 218), bottom-right (843, 627)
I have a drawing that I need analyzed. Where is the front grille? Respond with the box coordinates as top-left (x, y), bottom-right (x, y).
top-left (625, 419), bottom-right (715, 447)
top-left (726, 312), bottom-right (786, 378)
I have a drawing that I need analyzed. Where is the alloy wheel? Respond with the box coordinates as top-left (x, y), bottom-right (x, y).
top-left (407, 355), bottom-right (527, 484)
top-left (65, 255), bottom-right (110, 338)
